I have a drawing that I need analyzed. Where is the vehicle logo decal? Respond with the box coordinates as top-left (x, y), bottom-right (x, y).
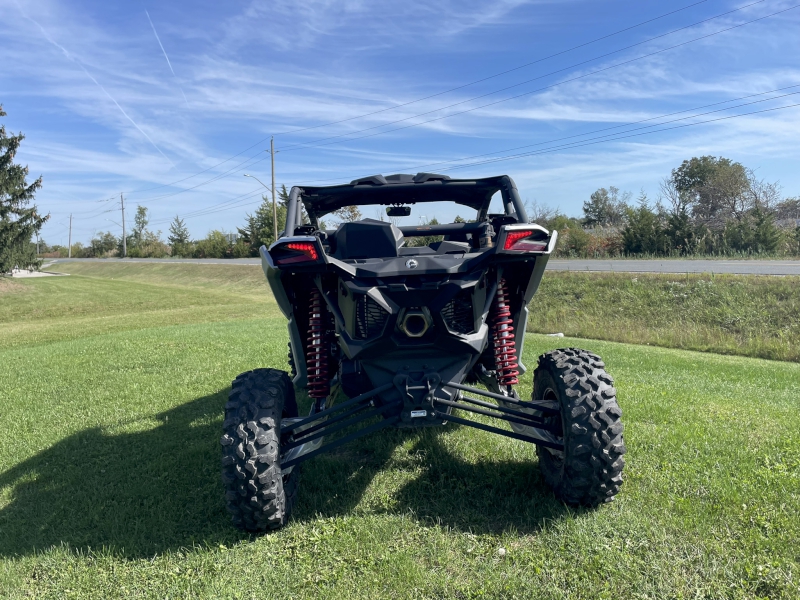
top-left (405, 258), bottom-right (418, 269)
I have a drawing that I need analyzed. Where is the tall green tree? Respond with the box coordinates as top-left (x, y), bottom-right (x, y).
top-left (722, 208), bottom-right (782, 255)
top-left (407, 217), bottom-right (443, 247)
top-left (238, 194), bottom-right (288, 256)
top-left (0, 104), bottom-right (48, 273)
top-left (168, 215), bottom-right (191, 256)
top-left (671, 156), bottom-right (749, 226)
top-left (88, 231), bottom-right (118, 257)
top-left (121, 205), bottom-right (167, 258)
top-left (132, 205), bottom-right (149, 245)
top-left (582, 186), bottom-right (630, 227)
top-left (279, 184), bottom-right (290, 207)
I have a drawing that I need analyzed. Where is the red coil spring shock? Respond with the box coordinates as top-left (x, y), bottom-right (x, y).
top-left (491, 278), bottom-right (519, 386)
top-left (306, 288), bottom-right (330, 399)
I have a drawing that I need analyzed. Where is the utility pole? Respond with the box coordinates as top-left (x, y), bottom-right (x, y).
top-left (68, 214), bottom-right (72, 258)
top-left (270, 137), bottom-right (278, 241)
top-left (121, 193), bottom-right (127, 258)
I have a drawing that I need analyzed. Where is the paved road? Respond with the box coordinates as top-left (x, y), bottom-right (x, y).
top-left (48, 257), bottom-right (800, 276)
top-left (547, 259), bottom-right (800, 276)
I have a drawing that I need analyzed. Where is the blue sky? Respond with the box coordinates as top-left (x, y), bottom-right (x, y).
top-left (2, 0), bottom-right (799, 245)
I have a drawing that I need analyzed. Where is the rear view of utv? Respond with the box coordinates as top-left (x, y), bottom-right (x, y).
top-left (220, 173), bottom-right (625, 531)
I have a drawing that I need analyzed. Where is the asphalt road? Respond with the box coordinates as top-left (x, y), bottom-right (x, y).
top-left (47, 257), bottom-right (800, 275)
top-left (546, 259), bottom-right (800, 276)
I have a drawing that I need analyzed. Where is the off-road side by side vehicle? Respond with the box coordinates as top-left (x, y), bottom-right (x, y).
top-left (221, 173), bottom-right (625, 531)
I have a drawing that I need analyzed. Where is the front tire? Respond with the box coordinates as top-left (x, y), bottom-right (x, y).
top-left (533, 348), bottom-right (626, 506)
top-left (220, 368), bottom-right (299, 531)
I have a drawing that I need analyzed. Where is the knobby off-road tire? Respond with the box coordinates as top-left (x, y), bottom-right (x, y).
top-left (220, 368), bottom-right (300, 532)
top-left (533, 348), bottom-right (626, 506)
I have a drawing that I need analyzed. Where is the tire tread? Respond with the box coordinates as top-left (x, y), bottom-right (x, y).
top-left (220, 368), bottom-right (299, 531)
top-left (534, 348), bottom-right (626, 506)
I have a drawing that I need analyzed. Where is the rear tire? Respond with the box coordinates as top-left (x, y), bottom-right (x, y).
top-left (220, 368), bottom-right (299, 531)
top-left (533, 348), bottom-right (625, 506)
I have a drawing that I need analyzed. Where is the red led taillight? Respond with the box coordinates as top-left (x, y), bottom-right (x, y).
top-left (503, 229), bottom-right (548, 252)
top-left (272, 241), bottom-right (322, 265)
top-left (285, 242), bottom-right (318, 260)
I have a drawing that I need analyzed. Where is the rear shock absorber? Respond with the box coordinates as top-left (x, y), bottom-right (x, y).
top-left (306, 287), bottom-right (330, 399)
top-left (491, 278), bottom-right (519, 386)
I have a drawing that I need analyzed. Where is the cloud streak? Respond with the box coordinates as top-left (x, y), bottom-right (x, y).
top-left (13, 0), bottom-right (176, 167)
top-left (145, 9), bottom-right (189, 106)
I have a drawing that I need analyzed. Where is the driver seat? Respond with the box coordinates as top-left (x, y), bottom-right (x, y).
top-left (331, 219), bottom-right (404, 260)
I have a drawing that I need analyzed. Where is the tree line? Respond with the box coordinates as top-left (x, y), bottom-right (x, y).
top-left (534, 156), bottom-right (800, 258)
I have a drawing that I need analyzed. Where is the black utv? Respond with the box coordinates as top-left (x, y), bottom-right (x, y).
top-left (220, 173), bottom-right (625, 531)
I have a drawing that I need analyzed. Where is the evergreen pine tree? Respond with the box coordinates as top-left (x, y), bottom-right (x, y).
top-left (168, 215), bottom-right (191, 256)
top-left (0, 105), bottom-right (47, 273)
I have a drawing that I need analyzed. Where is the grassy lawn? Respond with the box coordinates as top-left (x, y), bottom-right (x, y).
top-left (1, 263), bottom-right (798, 599)
top-left (529, 271), bottom-right (800, 362)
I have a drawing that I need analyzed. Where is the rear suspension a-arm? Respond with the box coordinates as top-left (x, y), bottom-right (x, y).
top-left (437, 382), bottom-right (564, 451)
top-left (280, 383), bottom-right (398, 471)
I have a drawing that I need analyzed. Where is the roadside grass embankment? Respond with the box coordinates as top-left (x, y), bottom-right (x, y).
top-left (1, 263), bottom-right (798, 598)
top-left (529, 271), bottom-right (800, 362)
top-left (0, 262), bottom-right (279, 351)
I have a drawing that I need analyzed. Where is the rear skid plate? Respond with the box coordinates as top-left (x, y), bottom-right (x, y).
top-left (279, 382), bottom-right (563, 473)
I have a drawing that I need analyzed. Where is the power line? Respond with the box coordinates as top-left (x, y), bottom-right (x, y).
top-left (268, 0), bottom-right (716, 138)
top-left (268, 84), bottom-right (800, 187)
top-left (149, 194), bottom-right (265, 225)
top-left (395, 88), bottom-right (800, 174)
top-left (148, 188), bottom-right (266, 225)
top-left (120, 153), bottom-right (269, 206)
top-left (81, 0), bottom-right (722, 199)
top-left (442, 102), bottom-right (800, 172)
top-left (118, 0), bottom-right (791, 205)
top-left (278, 0), bottom-right (790, 152)
top-left (62, 98), bottom-right (800, 243)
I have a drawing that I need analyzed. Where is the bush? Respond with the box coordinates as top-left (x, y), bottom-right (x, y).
top-left (126, 232), bottom-right (170, 258)
top-left (193, 231), bottom-right (232, 258)
top-left (621, 204), bottom-right (668, 255)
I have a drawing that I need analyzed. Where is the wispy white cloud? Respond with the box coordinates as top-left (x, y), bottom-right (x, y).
top-left (217, 0), bottom-right (546, 53)
top-left (12, 1), bottom-right (177, 168)
top-left (145, 9), bottom-right (189, 106)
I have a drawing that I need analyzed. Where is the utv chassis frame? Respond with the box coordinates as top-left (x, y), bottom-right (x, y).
top-left (223, 173), bottom-right (625, 529)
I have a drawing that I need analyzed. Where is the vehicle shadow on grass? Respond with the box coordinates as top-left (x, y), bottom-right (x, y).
top-left (0, 388), bottom-right (251, 559)
top-left (0, 391), bottom-right (570, 559)
top-left (293, 424), bottom-right (573, 535)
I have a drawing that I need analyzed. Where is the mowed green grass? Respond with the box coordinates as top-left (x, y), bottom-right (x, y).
top-left (1, 263), bottom-right (798, 599)
top-left (529, 271), bottom-right (800, 363)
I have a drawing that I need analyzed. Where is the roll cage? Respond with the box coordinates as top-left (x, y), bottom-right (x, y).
top-left (283, 173), bottom-right (529, 237)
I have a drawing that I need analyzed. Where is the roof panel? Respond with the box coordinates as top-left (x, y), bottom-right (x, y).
top-left (300, 174), bottom-right (508, 216)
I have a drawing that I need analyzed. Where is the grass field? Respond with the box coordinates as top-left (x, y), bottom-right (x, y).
top-left (528, 271), bottom-right (800, 363)
top-left (1, 263), bottom-right (798, 599)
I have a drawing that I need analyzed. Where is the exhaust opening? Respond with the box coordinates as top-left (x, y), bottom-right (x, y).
top-left (401, 312), bottom-right (429, 338)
